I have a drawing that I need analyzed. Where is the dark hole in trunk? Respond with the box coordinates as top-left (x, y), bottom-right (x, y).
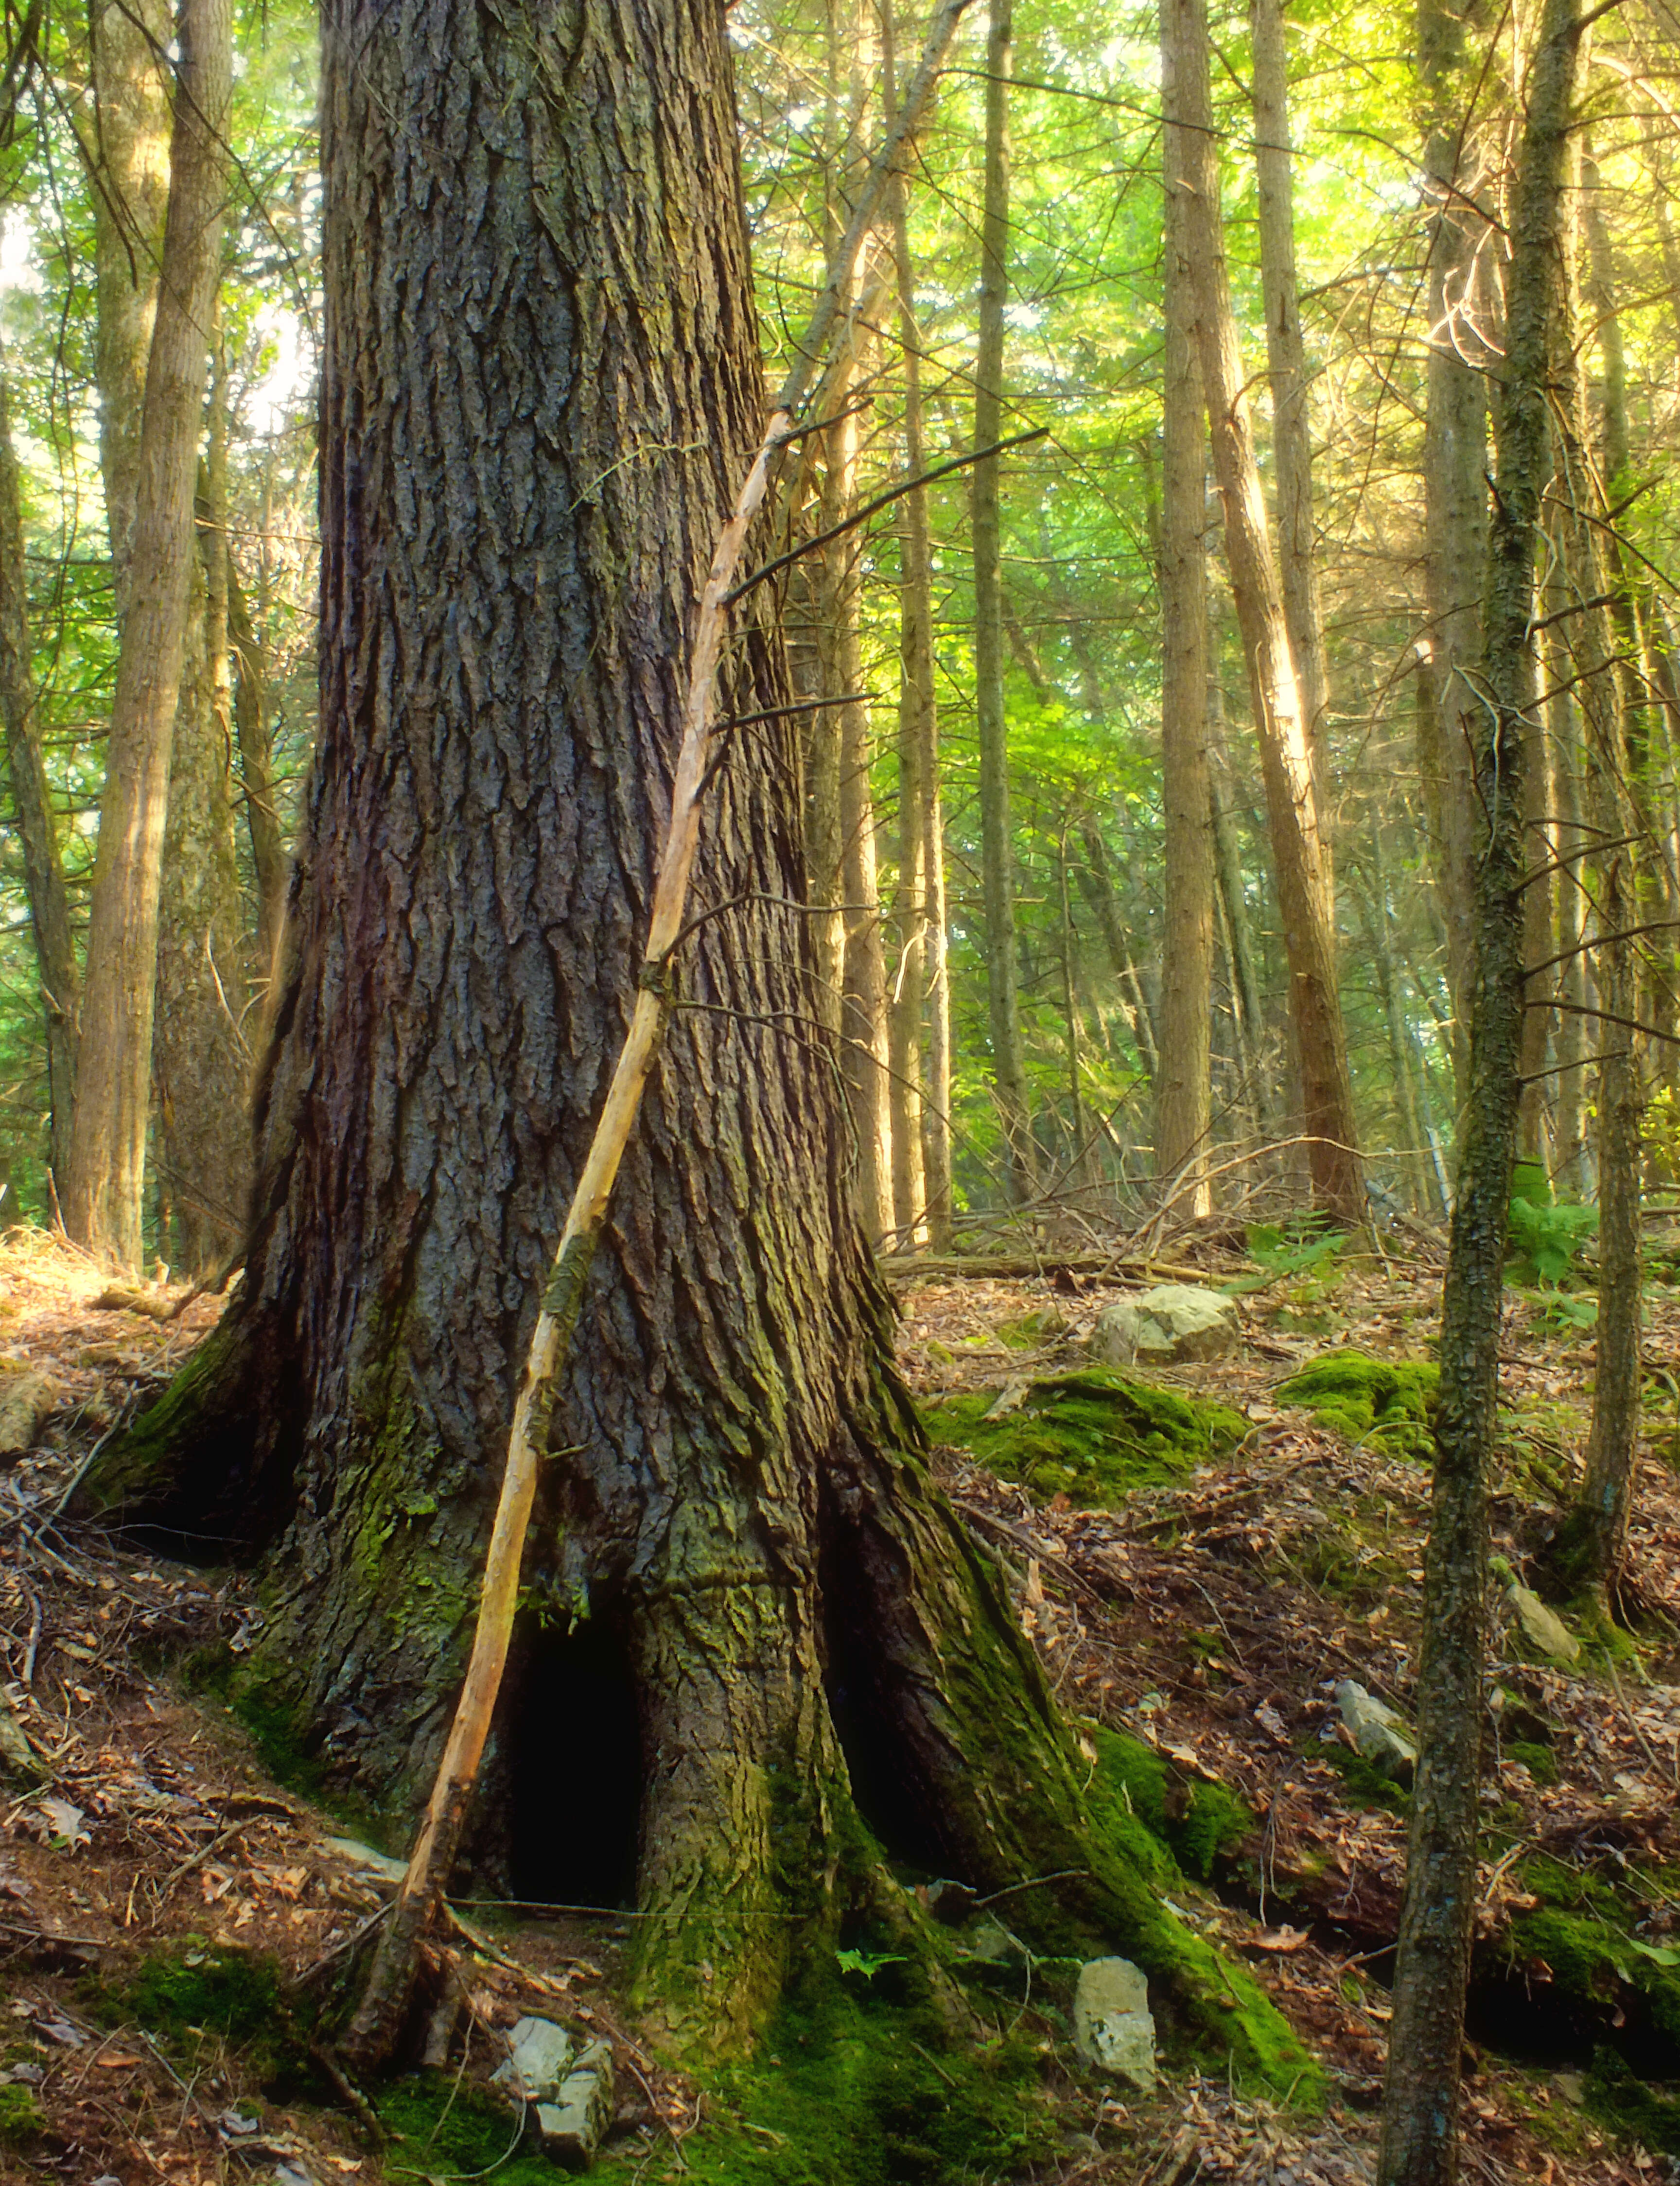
top-left (817, 1535), bottom-right (952, 1878)
top-left (507, 1616), bottom-right (642, 1909)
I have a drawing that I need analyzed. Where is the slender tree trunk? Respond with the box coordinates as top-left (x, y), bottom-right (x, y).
top-left (1557, 148), bottom-right (1642, 1596)
top-left (1418, 0), bottom-right (1493, 1101)
top-left (972, 0), bottom-right (1033, 1199)
top-left (1377, 8), bottom-right (1582, 2176)
top-left (1155, 21), bottom-right (1213, 1215)
top-left (66, 0), bottom-right (233, 1264)
top-left (0, 360), bottom-right (79, 1188)
top-left (1165, 0), bottom-right (1361, 1225)
top-left (64, 0), bottom-right (233, 1267)
top-left (89, 0), bottom-right (171, 630)
top-left (1250, 0), bottom-right (1330, 816)
top-left (883, 12), bottom-right (934, 1247)
top-left (1358, 843), bottom-right (1435, 1214)
top-left (228, 549), bottom-right (287, 1025)
top-left (1547, 601), bottom-right (1591, 1195)
top-left (71, 0), bottom-right (1316, 2098)
top-left (1078, 822), bottom-right (1157, 1080)
top-left (1208, 610), bottom-right (1269, 1136)
top-left (835, 555), bottom-right (895, 1241)
top-left (1517, 686), bottom-right (1553, 1162)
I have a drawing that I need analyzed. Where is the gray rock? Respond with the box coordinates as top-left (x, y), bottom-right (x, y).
top-left (1090, 1285), bottom-right (1239, 1367)
top-left (1072, 1957), bottom-right (1155, 2090)
top-left (494, 2016), bottom-right (575, 2104)
top-left (1506, 1583), bottom-right (1582, 1665)
top-left (965, 1919), bottom-right (1028, 1968)
top-left (1334, 1679), bottom-right (1417, 1782)
top-left (536, 2040), bottom-right (615, 2170)
top-left (323, 1836), bottom-right (408, 1884)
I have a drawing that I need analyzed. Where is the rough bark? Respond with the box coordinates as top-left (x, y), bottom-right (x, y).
top-left (1417, 0), bottom-right (1494, 1099)
top-left (70, 0), bottom-right (1317, 2089)
top-left (1155, 23), bottom-right (1213, 1215)
top-left (972, 0), bottom-right (1033, 1199)
top-left (1377, 5), bottom-right (1582, 2176)
top-left (0, 357), bottom-right (79, 1188)
top-left (64, 0), bottom-right (232, 1265)
top-left (1250, 0), bottom-right (1330, 810)
top-left (1166, 0), bottom-right (1361, 1225)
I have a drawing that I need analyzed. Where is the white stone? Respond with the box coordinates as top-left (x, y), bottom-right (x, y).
top-left (1073, 1958), bottom-right (1155, 2090)
top-left (493, 2017), bottom-right (574, 2104)
top-left (536, 2040), bottom-right (614, 2170)
top-left (1334, 1679), bottom-right (1417, 1780)
top-left (1090, 1286), bottom-right (1239, 1367)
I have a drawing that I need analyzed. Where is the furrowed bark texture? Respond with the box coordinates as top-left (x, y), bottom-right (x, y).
top-left (1377, 4), bottom-right (1581, 2176)
top-left (1155, 18), bottom-right (1213, 1214)
top-left (68, 0), bottom-right (1314, 2073)
top-left (1167, 0), bottom-right (1360, 1227)
top-left (64, 0), bottom-right (232, 1266)
top-left (0, 359), bottom-right (79, 1186)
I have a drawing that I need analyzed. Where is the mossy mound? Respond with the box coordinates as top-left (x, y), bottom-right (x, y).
top-left (93, 1944), bottom-right (320, 2093)
top-left (922, 1369), bottom-right (1248, 1507)
top-left (626, 1977), bottom-right (1061, 2186)
top-left (0, 2085), bottom-right (44, 2148)
top-left (1506, 1855), bottom-right (1680, 2064)
top-left (1275, 1350), bottom-right (1438, 1458)
top-left (382, 2078), bottom-right (573, 2186)
top-left (1085, 1724), bottom-right (1252, 1881)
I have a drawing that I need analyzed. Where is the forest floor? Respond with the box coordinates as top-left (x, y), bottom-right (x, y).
top-left (0, 1222), bottom-right (1676, 2183)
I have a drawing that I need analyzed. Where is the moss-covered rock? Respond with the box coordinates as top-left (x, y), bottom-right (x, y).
top-left (922, 1370), bottom-right (1248, 1507)
top-left (1507, 1855), bottom-right (1680, 2054)
top-left (1275, 1350), bottom-right (1438, 1458)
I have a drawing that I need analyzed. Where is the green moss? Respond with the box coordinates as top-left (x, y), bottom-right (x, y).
top-left (922, 1370), bottom-right (1248, 1508)
top-left (994, 1310), bottom-right (1066, 1352)
top-left (0, 2086), bottom-right (44, 2147)
top-left (73, 1327), bottom-right (231, 1513)
top-left (101, 1945), bottom-right (319, 2090)
top-left (1587, 2049), bottom-right (1680, 2154)
top-left (1508, 1740), bottom-right (1559, 1785)
top-left (380, 2078), bottom-right (561, 2186)
top-left (1275, 1350), bottom-right (1438, 1458)
top-left (612, 1968), bottom-right (1060, 2186)
top-left (1510, 1862), bottom-right (1680, 2047)
top-left (1321, 1745), bottom-right (1411, 1815)
top-left (1082, 1727), bottom-right (1249, 1881)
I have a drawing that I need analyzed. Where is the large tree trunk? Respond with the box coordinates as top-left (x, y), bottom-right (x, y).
top-left (0, 357), bottom-right (79, 1189)
top-left (64, 0), bottom-right (233, 1265)
top-left (1154, 18), bottom-right (1213, 1215)
top-left (972, 0), bottom-right (1034, 1200)
top-left (1377, 3), bottom-right (1582, 2174)
top-left (1165, 0), bottom-right (1362, 1227)
top-left (76, 0), bottom-right (1313, 2092)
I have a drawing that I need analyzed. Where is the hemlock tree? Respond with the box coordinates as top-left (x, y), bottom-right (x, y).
top-left (76, 0), bottom-right (1313, 2092)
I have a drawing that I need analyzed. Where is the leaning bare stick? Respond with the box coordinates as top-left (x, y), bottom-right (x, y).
top-left (343, 0), bottom-right (974, 2072)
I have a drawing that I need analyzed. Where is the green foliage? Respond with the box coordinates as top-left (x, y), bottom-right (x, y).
top-left (1222, 1224), bottom-right (1348, 1296)
top-left (1507, 1195), bottom-right (1600, 1286)
top-left (921, 1369), bottom-right (1247, 1507)
top-left (1275, 1350), bottom-right (1438, 1457)
top-left (835, 1949), bottom-right (909, 1981)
